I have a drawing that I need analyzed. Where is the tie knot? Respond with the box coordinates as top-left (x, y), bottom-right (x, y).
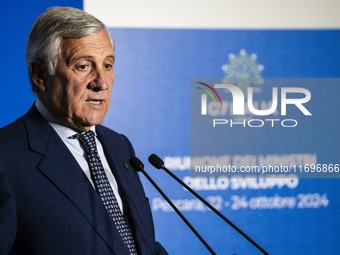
top-left (70, 130), bottom-right (94, 140)
top-left (81, 130), bottom-right (95, 140)
top-left (70, 130), bottom-right (97, 152)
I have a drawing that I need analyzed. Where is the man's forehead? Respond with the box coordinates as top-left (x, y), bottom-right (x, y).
top-left (60, 31), bottom-right (114, 64)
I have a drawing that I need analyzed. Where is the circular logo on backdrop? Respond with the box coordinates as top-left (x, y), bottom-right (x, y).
top-left (221, 49), bottom-right (264, 94)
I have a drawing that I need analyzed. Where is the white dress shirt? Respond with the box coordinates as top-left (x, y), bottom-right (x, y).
top-left (35, 99), bottom-right (124, 212)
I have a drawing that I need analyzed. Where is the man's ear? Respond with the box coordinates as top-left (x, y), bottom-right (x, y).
top-left (30, 61), bottom-right (47, 92)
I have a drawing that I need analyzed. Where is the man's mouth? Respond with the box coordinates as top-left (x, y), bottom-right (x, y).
top-left (86, 99), bottom-right (103, 105)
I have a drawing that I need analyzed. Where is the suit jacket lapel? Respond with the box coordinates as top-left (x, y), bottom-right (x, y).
top-left (23, 106), bottom-right (130, 255)
top-left (97, 128), bottom-right (150, 253)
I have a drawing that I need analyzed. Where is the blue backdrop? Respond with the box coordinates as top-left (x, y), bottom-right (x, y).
top-left (0, 0), bottom-right (82, 126)
top-left (105, 28), bottom-right (340, 255)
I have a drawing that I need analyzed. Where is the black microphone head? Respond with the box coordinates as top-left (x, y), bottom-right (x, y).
top-left (148, 154), bottom-right (164, 169)
top-left (129, 156), bottom-right (144, 172)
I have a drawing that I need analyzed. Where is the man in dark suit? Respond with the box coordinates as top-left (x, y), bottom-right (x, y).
top-left (0, 7), bottom-right (167, 255)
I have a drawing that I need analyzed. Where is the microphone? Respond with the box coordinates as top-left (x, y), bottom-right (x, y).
top-left (148, 154), bottom-right (270, 255)
top-left (129, 156), bottom-right (217, 255)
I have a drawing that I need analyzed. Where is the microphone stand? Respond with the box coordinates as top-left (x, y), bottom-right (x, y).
top-left (130, 156), bottom-right (217, 255)
top-left (148, 154), bottom-right (270, 255)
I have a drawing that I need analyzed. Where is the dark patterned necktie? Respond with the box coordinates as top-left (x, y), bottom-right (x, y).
top-left (72, 130), bottom-right (137, 255)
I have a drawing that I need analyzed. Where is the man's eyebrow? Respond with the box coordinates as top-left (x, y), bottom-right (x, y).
top-left (66, 55), bottom-right (92, 65)
top-left (107, 54), bottom-right (115, 63)
top-left (67, 54), bottom-right (115, 65)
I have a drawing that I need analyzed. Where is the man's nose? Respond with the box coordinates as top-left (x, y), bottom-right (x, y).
top-left (87, 68), bottom-right (109, 91)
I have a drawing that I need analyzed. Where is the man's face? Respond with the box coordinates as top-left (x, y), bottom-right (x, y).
top-left (38, 30), bottom-right (115, 131)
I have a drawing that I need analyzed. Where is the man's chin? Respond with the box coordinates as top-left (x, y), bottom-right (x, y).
top-left (84, 115), bottom-right (106, 127)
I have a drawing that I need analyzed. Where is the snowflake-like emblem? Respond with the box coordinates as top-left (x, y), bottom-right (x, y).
top-left (222, 49), bottom-right (264, 93)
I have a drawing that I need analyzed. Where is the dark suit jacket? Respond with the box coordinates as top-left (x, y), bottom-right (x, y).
top-left (0, 105), bottom-right (167, 255)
